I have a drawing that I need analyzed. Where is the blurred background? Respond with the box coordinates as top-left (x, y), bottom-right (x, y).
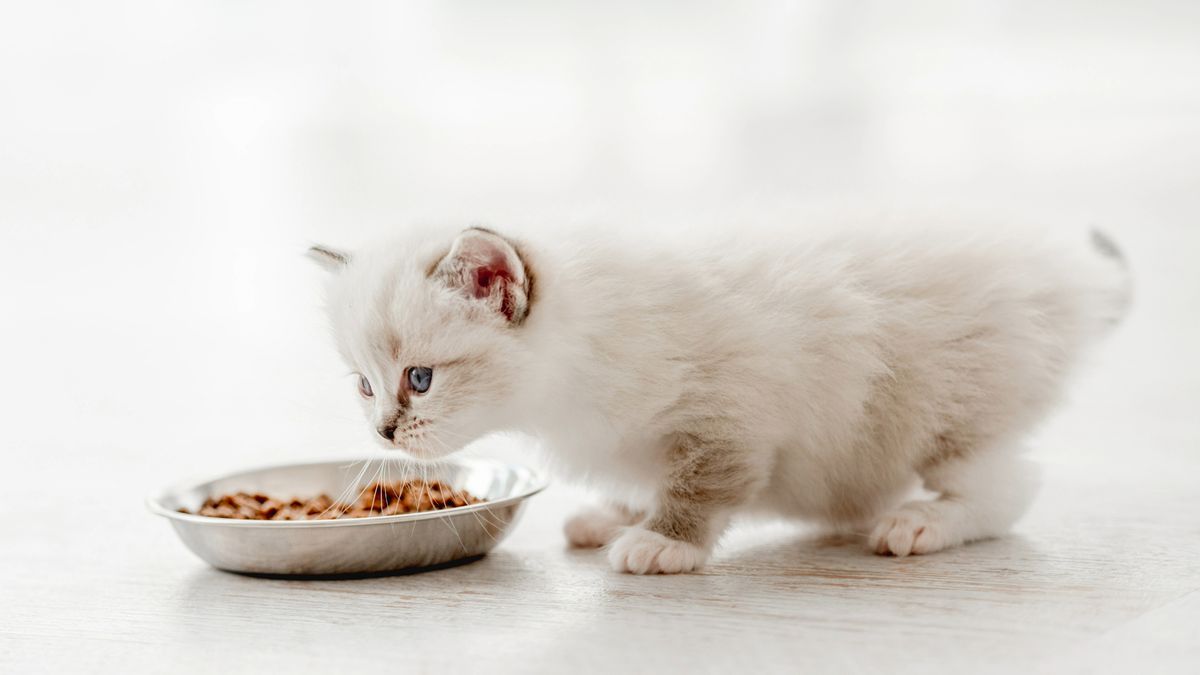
top-left (3, 3), bottom-right (1200, 672)
top-left (1, 0), bottom-right (1197, 488)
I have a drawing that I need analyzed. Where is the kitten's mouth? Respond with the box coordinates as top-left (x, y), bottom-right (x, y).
top-left (393, 428), bottom-right (450, 460)
top-left (395, 440), bottom-right (434, 458)
top-left (396, 441), bottom-right (457, 463)
top-left (375, 419), bottom-right (457, 459)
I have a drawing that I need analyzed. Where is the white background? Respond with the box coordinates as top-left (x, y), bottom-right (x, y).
top-left (1, 2), bottom-right (1198, 673)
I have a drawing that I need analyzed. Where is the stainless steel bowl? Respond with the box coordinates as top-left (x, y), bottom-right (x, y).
top-left (148, 457), bottom-right (547, 577)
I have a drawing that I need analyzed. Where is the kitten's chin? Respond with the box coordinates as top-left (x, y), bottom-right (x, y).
top-left (391, 439), bottom-right (459, 462)
top-left (394, 446), bottom-right (441, 461)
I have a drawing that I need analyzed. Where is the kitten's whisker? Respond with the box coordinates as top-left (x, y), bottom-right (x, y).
top-left (318, 457), bottom-right (372, 519)
top-left (419, 460), bottom-right (466, 551)
top-left (438, 479), bottom-right (468, 551)
top-left (349, 459), bottom-right (384, 518)
top-left (422, 434), bottom-right (502, 539)
top-left (369, 459), bottom-right (387, 513)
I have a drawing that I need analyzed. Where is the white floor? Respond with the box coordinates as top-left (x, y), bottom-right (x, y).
top-left (2, 2), bottom-right (1199, 673)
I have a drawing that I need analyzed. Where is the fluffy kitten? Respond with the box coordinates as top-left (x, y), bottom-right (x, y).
top-left (309, 224), bottom-right (1129, 574)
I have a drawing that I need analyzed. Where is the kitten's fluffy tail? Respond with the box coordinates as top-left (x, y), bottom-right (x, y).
top-left (1089, 228), bottom-right (1133, 327)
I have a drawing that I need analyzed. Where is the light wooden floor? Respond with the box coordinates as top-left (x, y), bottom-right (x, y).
top-left (3, 2), bottom-right (1199, 673)
top-left (3, 452), bottom-right (1199, 674)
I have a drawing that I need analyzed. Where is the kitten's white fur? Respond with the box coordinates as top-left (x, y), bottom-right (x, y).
top-left (312, 223), bottom-right (1129, 574)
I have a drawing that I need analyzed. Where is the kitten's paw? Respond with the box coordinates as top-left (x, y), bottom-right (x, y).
top-left (607, 527), bottom-right (708, 574)
top-left (564, 508), bottom-right (625, 548)
top-left (869, 504), bottom-right (960, 557)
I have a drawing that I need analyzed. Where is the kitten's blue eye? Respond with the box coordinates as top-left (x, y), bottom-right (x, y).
top-left (358, 375), bottom-right (373, 398)
top-left (407, 367), bottom-right (433, 394)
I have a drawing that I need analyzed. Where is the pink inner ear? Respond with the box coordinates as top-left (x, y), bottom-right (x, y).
top-left (472, 262), bottom-right (518, 319)
top-left (473, 267), bottom-right (494, 298)
top-left (472, 254), bottom-right (516, 298)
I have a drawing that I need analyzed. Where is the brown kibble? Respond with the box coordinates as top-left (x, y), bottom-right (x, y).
top-left (182, 479), bottom-right (482, 521)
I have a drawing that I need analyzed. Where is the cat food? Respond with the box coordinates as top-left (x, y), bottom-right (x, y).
top-left (181, 479), bottom-right (482, 520)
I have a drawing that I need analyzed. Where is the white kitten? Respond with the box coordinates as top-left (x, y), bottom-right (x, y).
top-left (310, 223), bottom-right (1129, 574)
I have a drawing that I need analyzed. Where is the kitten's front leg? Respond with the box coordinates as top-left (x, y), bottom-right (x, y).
top-left (608, 432), bottom-right (759, 575)
top-left (564, 503), bottom-right (643, 548)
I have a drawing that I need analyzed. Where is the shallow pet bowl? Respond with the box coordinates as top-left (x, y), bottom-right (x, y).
top-left (148, 457), bottom-right (546, 578)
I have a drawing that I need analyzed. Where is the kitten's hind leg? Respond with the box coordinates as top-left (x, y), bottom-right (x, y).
top-left (564, 503), bottom-right (643, 548)
top-left (869, 446), bottom-right (1038, 557)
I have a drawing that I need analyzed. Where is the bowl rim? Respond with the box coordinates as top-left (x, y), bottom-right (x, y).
top-left (146, 456), bottom-right (548, 529)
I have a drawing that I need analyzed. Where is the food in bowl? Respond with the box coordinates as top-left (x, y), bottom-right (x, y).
top-left (180, 479), bottom-right (482, 520)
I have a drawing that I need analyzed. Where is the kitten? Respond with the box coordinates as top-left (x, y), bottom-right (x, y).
top-left (309, 224), bottom-right (1129, 574)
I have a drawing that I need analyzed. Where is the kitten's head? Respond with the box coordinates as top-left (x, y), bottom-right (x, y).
top-left (309, 227), bottom-right (534, 459)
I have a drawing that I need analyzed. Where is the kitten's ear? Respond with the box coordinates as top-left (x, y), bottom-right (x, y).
top-left (307, 244), bottom-right (350, 272)
top-left (432, 228), bottom-right (530, 323)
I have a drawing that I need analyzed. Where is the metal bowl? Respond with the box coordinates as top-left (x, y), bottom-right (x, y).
top-left (148, 457), bottom-right (547, 578)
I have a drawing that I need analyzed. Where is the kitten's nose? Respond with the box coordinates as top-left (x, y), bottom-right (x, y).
top-left (377, 424), bottom-right (396, 442)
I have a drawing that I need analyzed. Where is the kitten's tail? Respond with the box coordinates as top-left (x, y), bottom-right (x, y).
top-left (1088, 228), bottom-right (1133, 327)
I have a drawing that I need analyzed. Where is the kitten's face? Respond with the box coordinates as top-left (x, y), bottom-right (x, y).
top-left (311, 228), bottom-right (533, 459)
